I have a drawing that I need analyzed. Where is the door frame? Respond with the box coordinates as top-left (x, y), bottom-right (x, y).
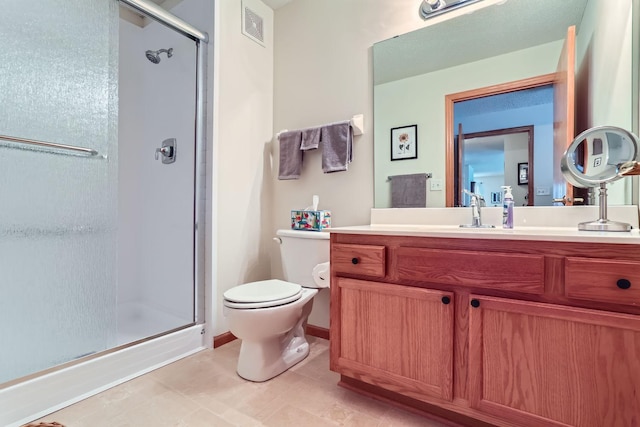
top-left (445, 73), bottom-right (556, 206)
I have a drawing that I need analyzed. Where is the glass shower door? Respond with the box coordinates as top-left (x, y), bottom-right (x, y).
top-left (0, 0), bottom-right (119, 384)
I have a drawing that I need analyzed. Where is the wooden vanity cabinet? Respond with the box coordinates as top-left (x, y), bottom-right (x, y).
top-left (469, 295), bottom-right (640, 427)
top-left (332, 277), bottom-right (454, 402)
top-left (330, 233), bottom-right (640, 427)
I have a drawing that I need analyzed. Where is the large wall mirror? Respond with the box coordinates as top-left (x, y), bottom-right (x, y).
top-left (373, 0), bottom-right (639, 208)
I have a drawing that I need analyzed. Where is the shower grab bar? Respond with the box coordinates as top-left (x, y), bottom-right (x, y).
top-left (0, 133), bottom-right (99, 156)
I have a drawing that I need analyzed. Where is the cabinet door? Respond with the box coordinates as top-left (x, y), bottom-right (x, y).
top-left (468, 295), bottom-right (640, 427)
top-left (331, 277), bottom-right (454, 402)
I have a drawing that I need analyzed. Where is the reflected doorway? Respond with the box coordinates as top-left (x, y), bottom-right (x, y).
top-left (446, 79), bottom-right (556, 206)
top-left (455, 126), bottom-right (534, 207)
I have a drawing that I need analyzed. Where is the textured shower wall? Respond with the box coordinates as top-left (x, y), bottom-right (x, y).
top-left (118, 5), bottom-right (197, 324)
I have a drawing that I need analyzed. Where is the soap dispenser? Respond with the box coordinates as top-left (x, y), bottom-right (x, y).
top-left (501, 186), bottom-right (514, 229)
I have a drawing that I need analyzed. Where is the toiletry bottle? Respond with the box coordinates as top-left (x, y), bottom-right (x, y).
top-left (501, 186), bottom-right (514, 229)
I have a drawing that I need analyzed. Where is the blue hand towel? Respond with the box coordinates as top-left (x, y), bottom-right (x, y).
top-left (321, 121), bottom-right (352, 173)
top-left (300, 127), bottom-right (321, 151)
top-left (278, 131), bottom-right (303, 180)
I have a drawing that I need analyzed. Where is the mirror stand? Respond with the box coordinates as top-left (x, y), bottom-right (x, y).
top-left (561, 126), bottom-right (639, 232)
top-left (579, 183), bottom-right (632, 232)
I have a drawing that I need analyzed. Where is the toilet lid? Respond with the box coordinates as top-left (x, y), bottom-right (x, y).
top-left (223, 279), bottom-right (302, 305)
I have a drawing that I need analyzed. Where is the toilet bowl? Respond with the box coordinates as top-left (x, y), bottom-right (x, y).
top-left (222, 229), bottom-right (329, 382)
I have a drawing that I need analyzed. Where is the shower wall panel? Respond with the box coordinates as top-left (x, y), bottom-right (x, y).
top-left (118, 2), bottom-right (197, 342)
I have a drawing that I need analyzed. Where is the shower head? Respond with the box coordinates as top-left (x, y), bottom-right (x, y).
top-left (145, 48), bottom-right (173, 64)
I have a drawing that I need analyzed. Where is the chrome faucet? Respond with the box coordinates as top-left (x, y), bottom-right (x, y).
top-left (460, 189), bottom-right (495, 228)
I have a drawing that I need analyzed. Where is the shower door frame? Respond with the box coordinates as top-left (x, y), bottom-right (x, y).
top-left (120, 0), bottom-right (208, 326)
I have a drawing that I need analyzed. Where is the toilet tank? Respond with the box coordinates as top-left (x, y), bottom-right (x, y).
top-left (276, 229), bottom-right (329, 288)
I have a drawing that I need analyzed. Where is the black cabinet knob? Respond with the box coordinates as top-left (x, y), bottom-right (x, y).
top-left (617, 278), bottom-right (632, 289)
top-left (351, 258), bottom-right (359, 265)
top-left (470, 299), bottom-right (480, 308)
top-left (441, 296), bottom-right (451, 305)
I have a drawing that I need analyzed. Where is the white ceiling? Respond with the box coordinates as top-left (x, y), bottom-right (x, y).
top-left (374, 0), bottom-right (590, 85)
top-left (261, 0), bottom-right (294, 10)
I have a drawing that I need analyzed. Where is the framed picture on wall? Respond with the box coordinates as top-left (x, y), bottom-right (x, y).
top-left (391, 125), bottom-right (418, 161)
top-left (518, 162), bottom-right (529, 185)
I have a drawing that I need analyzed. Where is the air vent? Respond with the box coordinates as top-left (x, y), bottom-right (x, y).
top-left (242, 4), bottom-right (265, 46)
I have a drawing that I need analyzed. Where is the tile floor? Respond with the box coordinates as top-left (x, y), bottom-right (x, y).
top-left (35, 337), bottom-right (447, 426)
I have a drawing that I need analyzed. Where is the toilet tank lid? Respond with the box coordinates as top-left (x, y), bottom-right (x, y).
top-left (223, 279), bottom-right (302, 303)
top-left (277, 229), bottom-right (329, 240)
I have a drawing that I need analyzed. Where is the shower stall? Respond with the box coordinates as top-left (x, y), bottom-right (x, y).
top-left (0, 0), bottom-right (209, 424)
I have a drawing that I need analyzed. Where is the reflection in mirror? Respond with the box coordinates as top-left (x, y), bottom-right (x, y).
top-left (373, 0), bottom-right (637, 208)
top-left (562, 127), bottom-right (638, 187)
top-left (456, 126), bottom-right (534, 208)
top-left (453, 84), bottom-right (555, 206)
top-left (561, 126), bottom-right (639, 231)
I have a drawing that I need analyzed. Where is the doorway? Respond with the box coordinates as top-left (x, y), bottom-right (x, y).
top-left (455, 126), bottom-right (535, 207)
top-left (445, 76), bottom-right (557, 206)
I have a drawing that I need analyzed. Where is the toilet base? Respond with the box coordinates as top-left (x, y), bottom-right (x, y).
top-left (225, 288), bottom-right (318, 382)
top-left (236, 331), bottom-right (310, 382)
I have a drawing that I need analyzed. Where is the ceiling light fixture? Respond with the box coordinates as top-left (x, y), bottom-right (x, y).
top-left (419, 0), bottom-right (483, 20)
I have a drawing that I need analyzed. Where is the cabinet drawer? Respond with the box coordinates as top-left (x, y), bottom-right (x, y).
top-left (565, 257), bottom-right (640, 306)
top-left (396, 247), bottom-right (544, 294)
top-left (332, 244), bottom-right (385, 278)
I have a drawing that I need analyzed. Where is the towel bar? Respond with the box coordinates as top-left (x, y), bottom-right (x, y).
top-left (0, 133), bottom-right (99, 156)
top-left (387, 173), bottom-right (432, 181)
top-left (277, 114), bottom-right (364, 139)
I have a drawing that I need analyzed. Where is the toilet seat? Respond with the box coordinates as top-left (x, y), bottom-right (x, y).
top-left (223, 279), bottom-right (302, 309)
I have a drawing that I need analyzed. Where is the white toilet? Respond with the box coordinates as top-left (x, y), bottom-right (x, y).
top-left (222, 229), bottom-right (330, 382)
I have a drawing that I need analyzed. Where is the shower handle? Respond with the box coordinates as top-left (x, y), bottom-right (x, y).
top-left (155, 146), bottom-right (172, 159)
top-left (155, 138), bottom-right (177, 164)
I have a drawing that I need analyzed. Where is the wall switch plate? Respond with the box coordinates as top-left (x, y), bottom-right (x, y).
top-left (430, 179), bottom-right (443, 191)
top-left (536, 187), bottom-right (551, 196)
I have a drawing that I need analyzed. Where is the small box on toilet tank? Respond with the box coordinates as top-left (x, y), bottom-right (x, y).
top-left (291, 210), bottom-right (331, 231)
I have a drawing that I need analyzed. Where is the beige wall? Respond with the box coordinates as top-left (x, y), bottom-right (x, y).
top-left (212, 0), bottom-right (639, 334)
top-left (271, 0), bottom-right (432, 328)
top-left (269, 0), bottom-right (639, 329)
top-left (212, 0), bottom-right (274, 336)
top-left (271, 0), bottom-right (458, 231)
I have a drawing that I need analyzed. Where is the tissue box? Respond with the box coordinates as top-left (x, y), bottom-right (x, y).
top-left (291, 210), bottom-right (331, 231)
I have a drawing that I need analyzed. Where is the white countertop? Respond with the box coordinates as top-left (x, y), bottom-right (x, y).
top-left (328, 224), bottom-right (640, 244)
top-left (326, 206), bottom-right (640, 244)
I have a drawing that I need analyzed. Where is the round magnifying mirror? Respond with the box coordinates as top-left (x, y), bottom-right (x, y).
top-left (560, 126), bottom-right (640, 232)
top-left (561, 126), bottom-right (638, 187)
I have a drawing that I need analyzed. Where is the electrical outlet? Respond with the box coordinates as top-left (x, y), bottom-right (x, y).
top-left (536, 187), bottom-right (551, 196)
top-left (430, 179), bottom-right (443, 191)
